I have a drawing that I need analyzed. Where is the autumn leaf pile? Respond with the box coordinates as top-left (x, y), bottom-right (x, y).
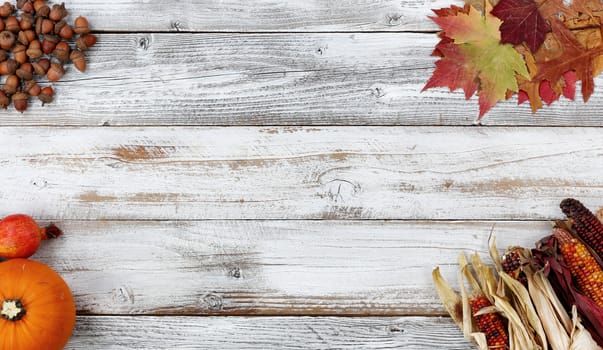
top-left (422, 0), bottom-right (603, 118)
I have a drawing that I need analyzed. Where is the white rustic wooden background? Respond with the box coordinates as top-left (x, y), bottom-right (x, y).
top-left (5, 0), bottom-right (602, 349)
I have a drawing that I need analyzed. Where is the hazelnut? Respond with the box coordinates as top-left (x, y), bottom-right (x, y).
top-left (12, 92), bottom-right (28, 112)
top-left (46, 61), bottom-right (64, 81)
top-left (2, 74), bottom-right (19, 94)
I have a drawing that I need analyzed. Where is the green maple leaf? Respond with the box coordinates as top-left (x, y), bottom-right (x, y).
top-left (425, 4), bottom-right (529, 118)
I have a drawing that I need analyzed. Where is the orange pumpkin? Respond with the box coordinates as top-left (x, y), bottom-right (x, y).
top-left (0, 259), bottom-right (76, 350)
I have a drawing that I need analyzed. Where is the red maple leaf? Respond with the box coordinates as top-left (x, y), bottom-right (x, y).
top-left (535, 18), bottom-right (603, 102)
top-left (423, 41), bottom-right (479, 99)
top-left (491, 0), bottom-right (551, 52)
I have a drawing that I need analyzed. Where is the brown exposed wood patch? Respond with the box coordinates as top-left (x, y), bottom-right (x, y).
top-left (113, 145), bottom-right (174, 161)
top-left (127, 193), bottom-right (181, 202)
top-left (79, 191), bottom-right (118, 202)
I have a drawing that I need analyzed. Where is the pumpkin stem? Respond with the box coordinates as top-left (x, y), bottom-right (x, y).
top-left (1, 299), bottom-right (26, 321)
top-left (40, 223), bottom-right (63, 240)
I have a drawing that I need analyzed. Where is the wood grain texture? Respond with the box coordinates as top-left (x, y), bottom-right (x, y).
top-left (2, 126), bottom-right (601, 220)
top-left (4, 33), bottom-right (603, 126)
top-left (66, 316), bottom-right (473, 349)
top-left (36, 220), bottom-right (547, 315)
top-left (67, 0), bottom-right (445, 32)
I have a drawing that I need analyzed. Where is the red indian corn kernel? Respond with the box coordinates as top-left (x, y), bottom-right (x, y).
top-left (469, 295), bottom-right (509, 349)
top-left (554, 227), bottom-right (603, 307)
top-left (501, 248), bottom-right (528, 287)
top-left (560, 198), bottom-right (603, 259)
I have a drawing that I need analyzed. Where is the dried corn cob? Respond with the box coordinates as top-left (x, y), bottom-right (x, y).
top-left (560, 198), bottom-right (603, 259)
top-left (501, 248), bottom-right (528, 287)
top-left (554, 228), bottom-right (603, 307)
top-left (469, 294), bottom-right (509, 349)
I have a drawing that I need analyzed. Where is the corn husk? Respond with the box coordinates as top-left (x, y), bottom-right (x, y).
top-left (569, 306), bottom-right (602, 350)
top-left (490, 239), bottom-right (547, 350)
top-left (534, 235), bottom-right (603, 345)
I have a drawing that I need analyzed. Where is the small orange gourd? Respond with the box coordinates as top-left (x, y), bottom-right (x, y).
top-left (0, 259), bottom-right (76, 350)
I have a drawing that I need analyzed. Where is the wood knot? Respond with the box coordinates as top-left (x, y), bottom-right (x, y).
top-left (202, 293), bottom-right (223, 311)
top-left (322, 179), bottom-right (361, 204)
top-left (229, 267), bottom-right (241, 279)
top-left (385, 13), bottom-right (402, 26)
top-left (113, 285), bottom-right (135, 304)
top-left (171, 20), bottom-right (184, 31)
top-left (138, 36), bottom-right (150, 51)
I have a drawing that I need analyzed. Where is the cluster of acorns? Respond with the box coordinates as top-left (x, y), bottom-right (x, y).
top-left (0, 0), bottom-right (96, 112)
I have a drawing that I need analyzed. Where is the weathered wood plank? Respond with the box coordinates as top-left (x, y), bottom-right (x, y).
top-left (5, 33), bottom-right (603, 126)
top-left (67, 316), bottom-right (472, 349)
top-left (2, 126), bottom-right (601, 220)
top-left (67, 0), bottom-right (446, 32)
top-left (36, 220), bottom-right (547, 315)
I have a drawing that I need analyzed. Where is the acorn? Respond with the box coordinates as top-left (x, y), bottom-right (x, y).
top-left (46, 61), bottom-right (63, 81)
top-left (74, 16), bottom-right (89, 34)
top-left (23, 79), bottom-right (40, 96)
top-left (0, 2), bottom-right (13, 18)
top-left (33, 0), bottom-right (45, 11)
top-left (70, 49), bottom-right (85, 72)
top-left (41, 18), bottom-right (53, 34)
top-left (5, 16), bottom-right (18, 33)
top-left (38, 85), bottom-right (52, 104)
top-left (48, 3), bottom-right (67, 21)
top-left (34, 16), bottom-right (42, 34)
top-left (0, 91), bottom-right (9, 108)
top-left (17, 0), bottom-right (33, 12)
top-left (16, 62), bottom-right (33, 80)
top-left (0, 50), bottom-right (8, 62)
top-left (20, 12), bottom-right (34, 30)
top-left (12, 92), bottom-right (28, 112)
top-left (2, 74), bottom-right (19, 94)
top-left (76, 33), bottom-right (96, 51)
top-left (57, 23), bottom-right (72, 39)
top-left (41, 34), bottom-right (58, 54)
top-left (54, 20), bottom-right (73, 40)
top-left (36, 4), bottom-right (49, 17)
top-left (0, 30), bottom-right (14, 50)
top-left (18, 29), bottom-right (35, 45)
top-left (0, 58), bottom-right (16, 74)
top-left (52, 40), bottom-right (69, 61)
top-left (0, 18), bottom-right (5, 32)
top-left (12, 43), bottom-right (26, 64)
top-left (32, 57), bottom-right (49, 75)
top-left (26, 39), bottom-right (41, 59)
